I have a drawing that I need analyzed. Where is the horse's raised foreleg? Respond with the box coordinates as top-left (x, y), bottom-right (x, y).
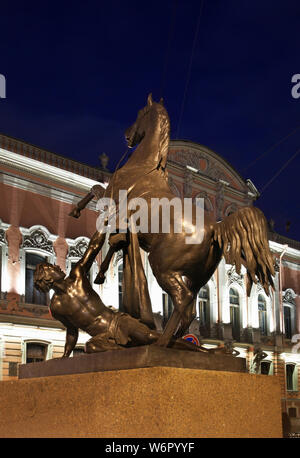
top-left (153, 272), bottom-right (195, 347)
top-left (94, 245), bottom-right (116, 284)
top-left (94, 232), bottom-right (128, 284)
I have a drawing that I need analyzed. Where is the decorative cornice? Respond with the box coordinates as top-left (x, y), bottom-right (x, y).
top-left (168, 140), bottom-right (248, 192)
top-left (0, 147), bottom-right (103, 193)
top-left (21, 228), bottom-right (54, 254)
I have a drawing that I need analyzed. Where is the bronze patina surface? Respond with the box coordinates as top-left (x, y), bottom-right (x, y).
top-left (33, 246), bottom-right (207, 355)
top-left (67, 94), bottom-right (275, 349)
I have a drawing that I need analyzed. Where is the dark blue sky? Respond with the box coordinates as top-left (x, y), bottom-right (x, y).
top-left (0, 0), bottom-right (299, 239)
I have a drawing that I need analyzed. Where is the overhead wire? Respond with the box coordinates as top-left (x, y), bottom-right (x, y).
top-left (160, 0), bottom-right (178, 99)
top-left (175, 0), bottom-right (205, 139)
top-left (259, 147), bottom-right (300, 194)
top-left (242, 124), bottom-right (300, 172)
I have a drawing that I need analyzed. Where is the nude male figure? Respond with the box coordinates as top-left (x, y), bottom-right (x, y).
top-left (34, 231), bottom-right (202, 356)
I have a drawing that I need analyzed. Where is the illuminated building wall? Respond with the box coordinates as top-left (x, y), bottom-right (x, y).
top-left (0, 134), bottom-right (299, 432)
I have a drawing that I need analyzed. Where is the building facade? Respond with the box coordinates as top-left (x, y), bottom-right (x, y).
top-left (0, 133), bottom-right (299, 433)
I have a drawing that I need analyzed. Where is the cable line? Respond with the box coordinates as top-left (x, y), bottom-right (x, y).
top-left (260, 147), bottom-right (300, 194)
top-left (243, 124), bottom-right (300, 172)
top-left (176, 0), bottom-right (204, 139)
top-left (160, 0), bottom-right (178, 99)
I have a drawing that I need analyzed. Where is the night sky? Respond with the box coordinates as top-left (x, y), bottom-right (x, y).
top-left (0, 0), bottom-right (299, 240)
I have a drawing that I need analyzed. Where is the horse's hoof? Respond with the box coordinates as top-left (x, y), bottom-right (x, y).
top-left (152, 339), bottom-right (169, 348)
top-left (94, 272), bottom-right (106, 284)
top-left (69, 208), bottom-right (81, 218)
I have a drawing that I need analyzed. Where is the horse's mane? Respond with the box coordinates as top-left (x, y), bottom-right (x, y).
top-left (156, 104), bottom-right (170, 168)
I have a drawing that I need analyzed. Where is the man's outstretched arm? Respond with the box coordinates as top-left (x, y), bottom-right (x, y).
top-left (52, 312), bottom-right (79, 357)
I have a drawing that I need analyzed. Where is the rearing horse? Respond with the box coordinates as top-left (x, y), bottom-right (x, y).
top-left (70, 94), bottom-right (275, 347)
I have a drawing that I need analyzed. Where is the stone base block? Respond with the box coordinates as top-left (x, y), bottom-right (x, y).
top-left (18, 345), bottom-right (246, 379)
top-left (0, 367), bottom-right (282, 438)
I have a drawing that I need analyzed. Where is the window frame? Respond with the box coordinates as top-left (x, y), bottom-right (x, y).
top-left (258, 294), bottom-right (268, 336)
top-left (229, 287), bottom-right (240, 341)
top-left (286, 363), bottom-right (298, 392)
top-left (197, 285), bottom-right (210, 337)
top-left (21, 339), bottom-right (53, 364)
top-left (25, 251), bottom-right (50, 306)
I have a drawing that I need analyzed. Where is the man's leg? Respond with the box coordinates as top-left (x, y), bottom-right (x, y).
top-left (85, 334), bottom-right (124, 353)
top-left (122, 316), bottom-right (159, 345)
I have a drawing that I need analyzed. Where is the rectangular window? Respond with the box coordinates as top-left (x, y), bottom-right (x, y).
top-left (25, 253), bottom-right (49, 305)
top-left (286, 364), bottom-right (297, 391)
top-left (230, 306), bottom-right (240, 341)
top-left (260, 361), bottom-right (271, 375)
top-left (284, 306), bottom-right (292, 339)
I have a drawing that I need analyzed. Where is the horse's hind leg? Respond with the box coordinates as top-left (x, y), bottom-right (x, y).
top-left (153, 272), bottom-right (195, 347)
top-left (175, 298), bottom-right (196, 338)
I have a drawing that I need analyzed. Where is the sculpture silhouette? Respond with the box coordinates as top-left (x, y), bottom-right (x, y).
top-left (69, 94), bottom-right (275, 348)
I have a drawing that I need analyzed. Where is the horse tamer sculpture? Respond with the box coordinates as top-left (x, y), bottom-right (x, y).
top-left (64, 94), bottom-right (275, 350)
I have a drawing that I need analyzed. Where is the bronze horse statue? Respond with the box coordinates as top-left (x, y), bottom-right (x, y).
top-left (70, 94), bottom-right (275, 348)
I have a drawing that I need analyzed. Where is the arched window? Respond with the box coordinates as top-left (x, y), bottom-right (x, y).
top-left (25, 252), bottom-right (49, 305)
top-left (283, 289), bottom-right (296, 339)
top-left (224, 203), bottom-right (238, 217)
top-left (26, 342), bottom-right (47, 363)
top-left (229, 288), bottom-right (240, 341)
top-left (286, 363), bottom-right (298, 392)
top-left (260, 360), bottom-right (273, 375)
top-left (194, 193), bottom-right (213, 213)
top-left (20, 225), bottom-right (56, 303)
top-left (284, 305), bottom-right (293, 339)
top-left (258, 294), bottom-right (267, 336)
top-left (198, 285), bottom-right (210, 337)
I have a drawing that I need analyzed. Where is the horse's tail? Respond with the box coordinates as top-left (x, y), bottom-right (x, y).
top-left (213, 206), bottom-right (275, 296)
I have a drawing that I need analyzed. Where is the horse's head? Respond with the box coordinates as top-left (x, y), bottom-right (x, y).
top-left (125, 93), bottom-right (165, 148)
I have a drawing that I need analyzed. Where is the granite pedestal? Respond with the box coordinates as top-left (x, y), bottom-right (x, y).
top-left (0, 347), bottom-right (283, 438)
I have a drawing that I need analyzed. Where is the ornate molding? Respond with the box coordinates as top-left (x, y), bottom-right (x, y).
top-left (282, 288), bottom-right (296, 305)
top-left (168, 148), bottom-right (230, 185)
top-left (22, 229), bottom-right (54, 254)
top-left (0, 229), bottom-right (6, 244)
top-left (256, 283), bottom-right (265, 294)
top-left (227, 265), bottom-right (244, 287)
top-left (68, 238), bottom-right (89, 258)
